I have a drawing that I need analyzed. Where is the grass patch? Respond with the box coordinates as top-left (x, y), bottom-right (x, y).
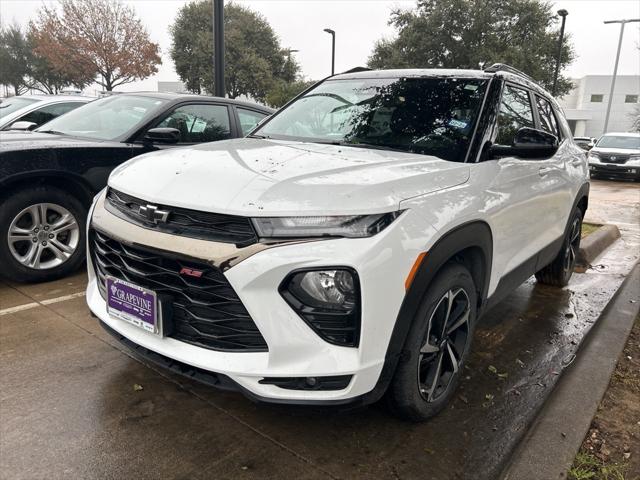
top-left (582, 222), bottom-right (602, 239)
top-left (568, 452), bottom-right (629, 480)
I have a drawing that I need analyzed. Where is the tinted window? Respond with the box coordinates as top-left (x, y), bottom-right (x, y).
top-left (0, 97), bottom-right (38, 119)
top-left (37, 95), bottom-right (168, 140)
top-left (535, 96), bottom-right (560, 138)
top-left (157, 104), bottom-right (231, 143)
top-left (16, 102), bottom-right (84, 128)
top-left (495, 85), bottom-right (535, 145)
top-left (238, 108), bottom-right (268, 135)
top-left (257, 77), bottom-right (488, 162)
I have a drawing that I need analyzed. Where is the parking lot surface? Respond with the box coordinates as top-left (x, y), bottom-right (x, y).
top-left (1, 179), bottom-right (638, 480)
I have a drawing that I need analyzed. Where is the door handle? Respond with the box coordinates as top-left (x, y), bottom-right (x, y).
top-left (539, 167), bottom-right (553, 176)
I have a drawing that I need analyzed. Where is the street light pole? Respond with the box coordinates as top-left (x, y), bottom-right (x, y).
top-left (552, 9), bottom-right (568, 96)
top-left (213, 0), bottom-right (225, 97)
top-left (323, 28), bottom-right (335, 75)
top-left (602, 18), bottom-right (640, 134)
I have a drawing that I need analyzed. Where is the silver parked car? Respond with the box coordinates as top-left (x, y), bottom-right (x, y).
top-left (0, 95), bottom-right (91, 131)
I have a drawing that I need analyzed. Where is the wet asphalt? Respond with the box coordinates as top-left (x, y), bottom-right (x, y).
top-left (1, 179), bottom-right (638, 480)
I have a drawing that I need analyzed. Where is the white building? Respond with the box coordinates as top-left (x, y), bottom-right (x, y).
top-left (558, 75), bottom-right (639, 137)
top-left (157, 81), bottom-right (188, 94)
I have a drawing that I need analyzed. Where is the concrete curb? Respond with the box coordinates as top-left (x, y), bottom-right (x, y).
top-left (501, 262), bottom-right (640, 480)
top-left (577, 224), bottom-right (621, 265)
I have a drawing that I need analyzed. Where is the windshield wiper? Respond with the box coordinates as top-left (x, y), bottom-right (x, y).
top-left (247, 134), bottom-right (270, 139)
top-left (337, 141), bottom-right (410, 154)
top-left (36, 130), bottom-right (66, 135)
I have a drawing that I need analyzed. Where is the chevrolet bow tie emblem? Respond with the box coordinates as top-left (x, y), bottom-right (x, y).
top-left (139, 204), bottom-right (170, 224)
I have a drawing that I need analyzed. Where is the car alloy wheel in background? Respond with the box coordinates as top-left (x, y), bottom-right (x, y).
top-left (7, 203), bottom-right (80, 270)
top-left (563, 215), bottom-right (582, 275)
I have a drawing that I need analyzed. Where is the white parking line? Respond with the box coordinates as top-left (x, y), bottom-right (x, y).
top-left (0, 291), bottom-right (85, 317)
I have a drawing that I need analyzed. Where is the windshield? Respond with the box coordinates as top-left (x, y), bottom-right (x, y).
top-left (596, 135), bottom-right (640, 150)
top-left (0, 97), bottom-right (39, 119)
top-left (36, 95), bottom-right (168, 140)
top-left (256, 76), bottom-right (488, 162)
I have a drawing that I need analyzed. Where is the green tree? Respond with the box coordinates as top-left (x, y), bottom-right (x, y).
top-left (0, 26), bottom-right (31, 95)
top-left (265, 79), bottom-right (315, 108)
top-left (368, 0), bottom-right (575, 96)
top-left (0, 25), bottom-right (85, 95)
top-left (170, 1), bottom-right (299, 101)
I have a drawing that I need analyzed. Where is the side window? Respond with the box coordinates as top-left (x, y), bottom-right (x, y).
top-left (536, 95), bottom-right (560, 139)
top-left (156, 104), bottom-right (231, 143)
top-left (237, 108), bottom-right (268, 135)
top-left (495, 84), bottom-right (535, 146)
top-left (16, 102), bottom-right (83, 127)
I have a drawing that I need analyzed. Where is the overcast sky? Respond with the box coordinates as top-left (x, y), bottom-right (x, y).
top-left (1, 0), bottom-right (639, 94)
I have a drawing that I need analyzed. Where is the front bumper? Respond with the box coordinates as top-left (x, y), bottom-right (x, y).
top-left (86, 191), bottom-right (429, 404)
top-left (589, 162), bottom-right (640, 180)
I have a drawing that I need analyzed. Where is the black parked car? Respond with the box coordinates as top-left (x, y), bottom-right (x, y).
top-left (0, 93), bottom-right (273, 282)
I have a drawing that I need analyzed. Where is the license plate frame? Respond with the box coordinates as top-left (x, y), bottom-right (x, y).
top-left (106, 276), bottom-right (161, 336)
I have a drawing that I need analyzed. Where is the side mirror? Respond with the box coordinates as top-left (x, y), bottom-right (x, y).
top-left (143, 127), bottom-right (180, 144)
top-left (490, 127), bottom-right (559, 159)
top-left (9, 121), bottom-right (38, 131)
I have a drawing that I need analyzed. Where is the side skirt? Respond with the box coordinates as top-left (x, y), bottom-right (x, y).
top-left (485, 235), bottom-right (564, 311)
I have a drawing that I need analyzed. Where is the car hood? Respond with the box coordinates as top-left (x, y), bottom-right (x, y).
top-left (0, 131), bottom-right (112, 151)
top-left (108, 138), bottom-right (470, 216)
top-left (591, 146), bottom-right (640, 155)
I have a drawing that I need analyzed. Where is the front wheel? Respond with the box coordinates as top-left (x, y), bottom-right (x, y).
top-left (0, 186), bottom-right (87, 283)
top-left (387, 263), bottom-right (477, 422)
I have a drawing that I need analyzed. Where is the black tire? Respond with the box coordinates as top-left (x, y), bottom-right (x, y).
top-left (535, 208), bottom-right (583, 287)
top-left (0, 185), bottom-right (87, 283)
top-left (387, 263), bottom-right (477, 422)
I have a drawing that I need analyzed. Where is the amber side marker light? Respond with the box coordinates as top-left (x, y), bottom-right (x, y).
top-left (405, 252), bottom-right (427, 290)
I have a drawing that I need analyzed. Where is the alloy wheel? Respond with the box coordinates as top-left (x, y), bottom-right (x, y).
top-left (7, 203), bottom-right (80, 270)
top-left (418, 287), bottom-right (471, 402)
top-left (563, 216), bottom-right (581, 274)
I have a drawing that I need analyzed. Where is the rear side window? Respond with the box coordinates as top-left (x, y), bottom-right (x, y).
top-left (495, 84), bottom-right (535, 145)
top-left (17, 102), bottom-right (84, 127)
top-left (156, 104), bottom-right (231, 143)
top-left (237, 108), bottom-right (268, 135)
top-left (536, 96), bottom-right (560, 139)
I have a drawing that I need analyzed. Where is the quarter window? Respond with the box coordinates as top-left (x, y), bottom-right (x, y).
top-left (237, 108), bottom-right (268, 135)
top-left (495, 85), bottom-right (535, 145)
top-left (156, 104), bottom-right (231, 143)
top-left (535, 96), bottom-right (560, 139)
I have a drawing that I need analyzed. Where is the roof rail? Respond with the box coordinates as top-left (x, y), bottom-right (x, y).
top-left (483, 63), bottom-right (536, 83)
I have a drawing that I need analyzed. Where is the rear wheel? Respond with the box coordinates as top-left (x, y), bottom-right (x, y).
top-left (535, 208), bottom-right (582, 287)
top-left (387, 263), bottom-right (477, 422)
top-left (0, 186), bottom-right (87, 283)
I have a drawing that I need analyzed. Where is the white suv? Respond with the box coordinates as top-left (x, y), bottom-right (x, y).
top-left (86, 65), bottom-right (589, 421)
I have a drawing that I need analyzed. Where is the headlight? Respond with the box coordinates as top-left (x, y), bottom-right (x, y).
top-left (280, 268), bottom-right (360, 346)
top-left (251, 212), bottom-right (402, 239)
top-left (588, 151), bottom-right (600, 160)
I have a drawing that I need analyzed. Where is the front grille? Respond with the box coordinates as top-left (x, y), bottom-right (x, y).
top-left (91, 229), bottom-right (268, 352)
top-left (105, 188), bottom-right (258, 246)
top-left (599, 153), bottom-right (629, 164)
